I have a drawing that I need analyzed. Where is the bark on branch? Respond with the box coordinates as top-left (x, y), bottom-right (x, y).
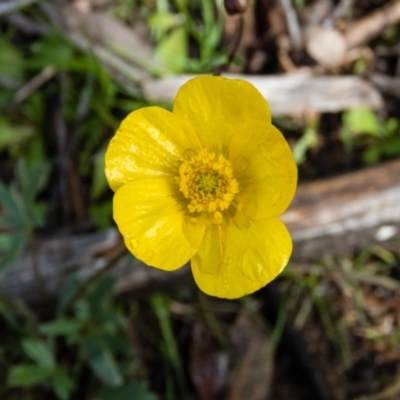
top-left (1, 160), bottom-right (399, 310)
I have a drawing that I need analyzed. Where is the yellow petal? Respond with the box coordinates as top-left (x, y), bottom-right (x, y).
top-left (105, 106), bottom-right (201, 192)
top-left (172, 76), bottom-right (271, 161)
top-left (235, 125), bottom-right (297, 219)
top-left (114, 178), bottom-right (204, 270)
top-left (191, 218), bottom-right (292, 299)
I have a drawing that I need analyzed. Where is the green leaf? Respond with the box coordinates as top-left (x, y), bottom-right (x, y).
top-left (155, 26), bottom-right (187, 72)
top-left (15, 160), bottom-right (50, 203)
top-left (0, 117), bottom-right (34, 151)
top-left (342, 107), bottom-right (382, 137)
top-left (0, 37), bottom-right (24, 83)
top-left (293, 126), bottom-right (318, 164)
top-left (148, 11), bottom-right (181, 41)
top-left (30, 35), bottom-right (74, 69)
top-left (0, 182), bottom-right (23, 226)
top-left (8, 365), bottom-right (51, 387)
top-left (0, 231), bottom-right (26, 274)
top-left (362, 147), bottom-right (381, 165)
top-left (30, 201), bottom-right (48, 227)
top-left (57, 277), bottom-right (81, 313)
top-left (84, 342), bottom-right (123, 386)
top-left (22, 339), bottom-right (55, 369)
top-left (40, 318), bottom-right (82, 337)
top-left (52, 368), bottom-right (75, 400)
top-left (381, 135), bottom-right (400, 155)
top-left (88, 276), bottom-right (116, 315)
top-left (101, 382), bottom-right (157, 400)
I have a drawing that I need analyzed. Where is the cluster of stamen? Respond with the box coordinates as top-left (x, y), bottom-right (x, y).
top-left (177, 149), bottom-right (239, 223)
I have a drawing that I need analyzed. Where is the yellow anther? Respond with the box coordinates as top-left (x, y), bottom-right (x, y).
top-left (208, 202), bottom-right (216, 212)
top-left (214, 212), bottom-right (223, 224)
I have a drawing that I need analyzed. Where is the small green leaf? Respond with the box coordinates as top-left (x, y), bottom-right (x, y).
top-left (88, 276), bottom-right (116, 315)
top-left (381, 136), bottom-right (400, 155)
top-left (84, 342), bottom-right (123, 386)
top-left (0, 231), bottom-right (26, 274)
top-left (52, 368), bottom-right (75, 400)
top-left (8, 365), bottom-right (51, 387)
top-left (0, 117), bottom-right (34, 151)
top-left (0, 37), bottom-right (24, 82)
top-left (155, 27), bottom-right (187, 72)
top-left (57, 277), bottom-right (81, 313)
top-left (40, 318), bottom-right (82, 337)
top-left (342, 107), bottom-right (382, 137)
top-left (0, 182), bottom-right (22, 226)
top-left (30, 35), bottom-right (74, 69)
top-left (16, 160), bottom-right (50, 203)
top-left (148, 11), bottom-right (181, 41)
top-left (101, 382), bottom-right (157, 400)
top-left (362, 147), bottom-right (381, 165)
top-left (30, 201), bottom-right (48, 227)
top-left (293, 126), bottom-right (318, 164)
top-left (22, 339), bottom-right (55, 369)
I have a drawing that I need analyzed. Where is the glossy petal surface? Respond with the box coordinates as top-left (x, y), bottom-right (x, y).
top-left (106, 106), bottom-right (201, 192)
top-left (114, 178), bottom-right (204, 270)
top-left (235, 125), bottom-right (297, 219)
top-left (173, 76), bottom-right (271, 162)
top-left (191, 218), bottom-right (292, 299)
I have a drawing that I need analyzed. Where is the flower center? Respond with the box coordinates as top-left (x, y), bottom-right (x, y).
top-left (197, 172), bottom-right (219, 194)
top-left (177, 149), bottom-right (239, 223)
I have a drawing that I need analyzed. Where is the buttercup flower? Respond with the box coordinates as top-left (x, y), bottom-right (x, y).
top-left (105, 76), bottom-right (297, 299)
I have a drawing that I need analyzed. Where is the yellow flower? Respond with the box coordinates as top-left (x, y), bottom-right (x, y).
top-left (105, 76), bottom-right (297, 299)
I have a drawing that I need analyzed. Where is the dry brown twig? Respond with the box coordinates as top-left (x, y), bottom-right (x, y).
top-left (142, 73), bottom-right (382, 116)
top-left (1, 159), bottom-right (399, 311)
top-left (14, 66), bottom-right (56, 103)
top-left (307, 1), bottom-right (400, 68)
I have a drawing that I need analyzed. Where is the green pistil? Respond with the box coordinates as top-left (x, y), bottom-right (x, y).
top-left (197, 172), bottom-right (219, 195)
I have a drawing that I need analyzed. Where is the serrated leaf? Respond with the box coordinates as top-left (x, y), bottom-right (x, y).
top-left (8, 365), bottom-right (51, 387)
top-left (101, 382), bottom-right (157, 400)
top-left (22, 339), bottom-right (55, 369)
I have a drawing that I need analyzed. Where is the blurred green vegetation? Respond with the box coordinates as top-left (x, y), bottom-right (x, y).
top-left (1, 0), bottom-right (400, 399)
